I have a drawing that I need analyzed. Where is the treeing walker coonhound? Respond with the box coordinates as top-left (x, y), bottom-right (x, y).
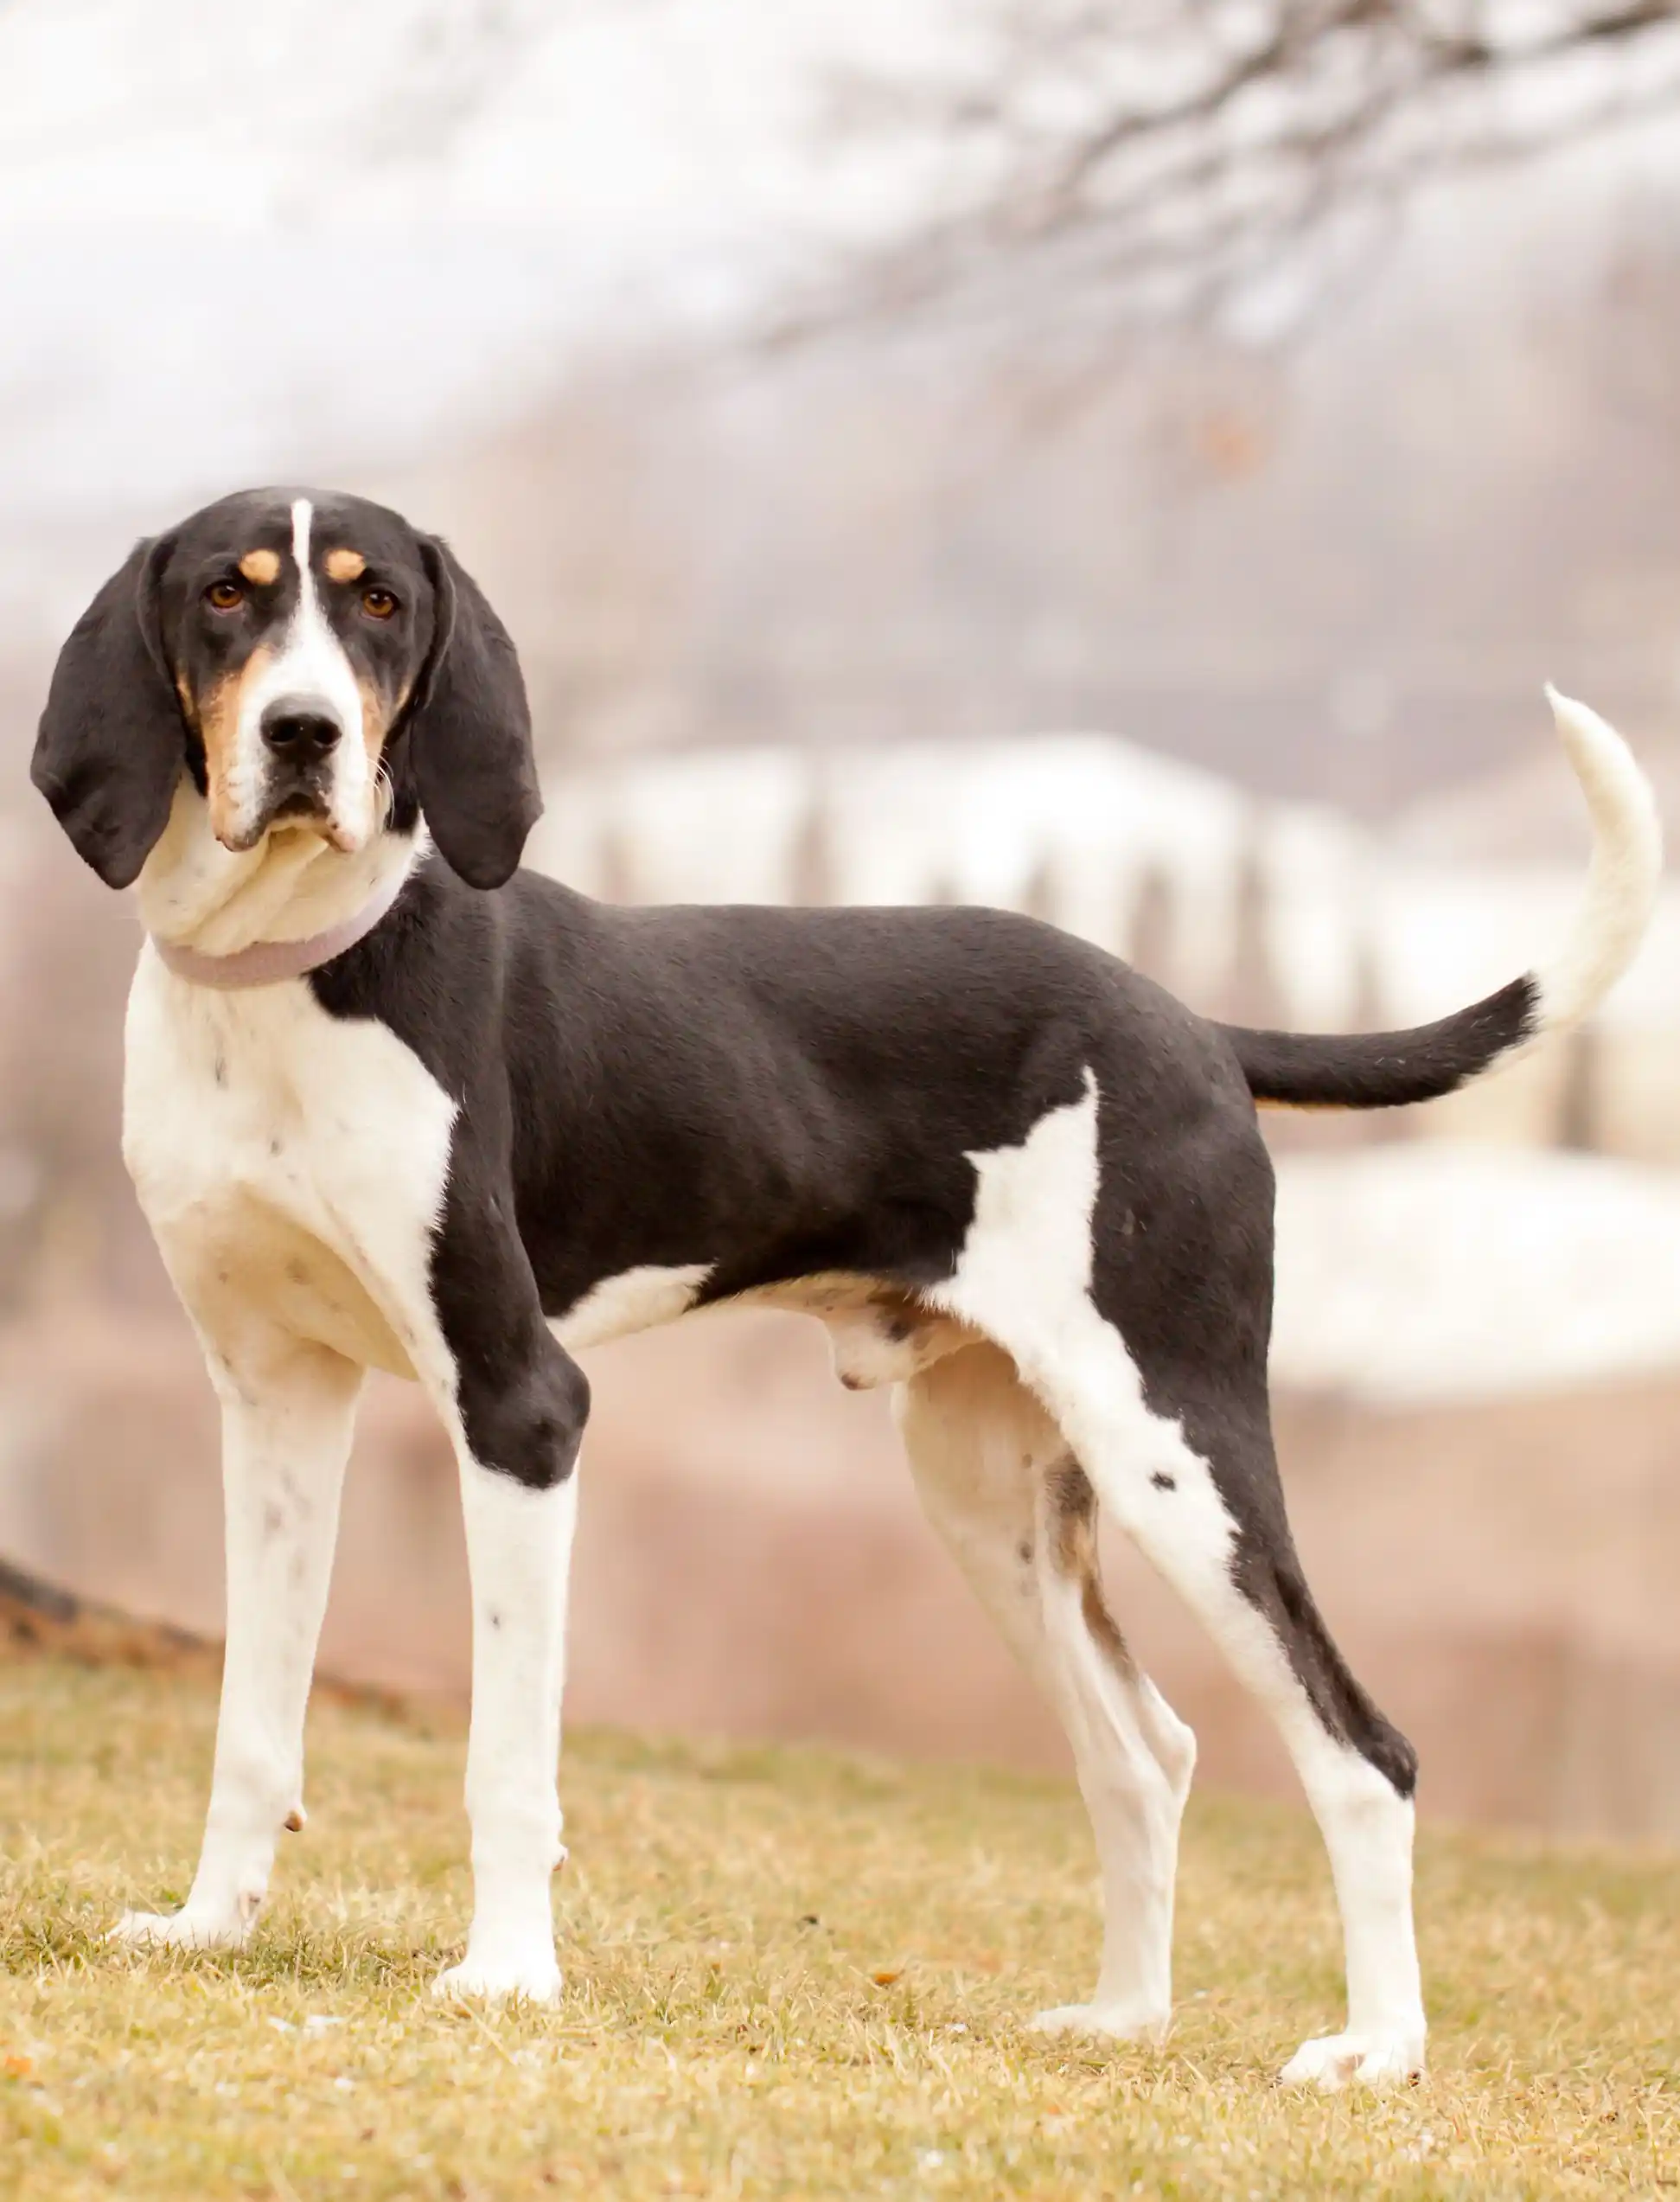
top-left (30, 486), bottom-right (1661, 2087)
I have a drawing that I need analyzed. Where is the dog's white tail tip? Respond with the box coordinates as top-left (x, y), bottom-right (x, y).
top-left (1533, 683), bottom-right (1663, 1037)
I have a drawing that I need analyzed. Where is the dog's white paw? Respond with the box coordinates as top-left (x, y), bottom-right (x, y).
top-left (431, 1943), bottom-right (562, 2007)
top-left (1280, 2028), bottom-right (1425, 2090)
top-left (107, 1904), bottom-right (253, 1953)
top-left (1030, 2000), bottom-right (1169, 2045)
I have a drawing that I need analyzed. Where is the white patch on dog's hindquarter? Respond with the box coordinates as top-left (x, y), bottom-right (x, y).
top-left (929, 1074), bottom-right (1236, 1583)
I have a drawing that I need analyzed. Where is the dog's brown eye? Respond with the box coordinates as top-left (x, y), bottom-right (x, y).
top-left (361, 586), bottom-right (398, 620)
top-left (205, 579), bottom-right (244, 611)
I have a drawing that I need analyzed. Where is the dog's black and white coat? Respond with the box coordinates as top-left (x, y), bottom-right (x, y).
top-left (31, 488), bottom-right (1661, 2089)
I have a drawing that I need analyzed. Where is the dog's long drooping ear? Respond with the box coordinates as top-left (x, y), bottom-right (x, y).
top-left (31, 535), bottom-right (183, 889)
top-left (411, 537), bottom-right (541, 889)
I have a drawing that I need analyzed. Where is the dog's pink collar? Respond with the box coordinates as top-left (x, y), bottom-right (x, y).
top-left (149, 862), bottom-right (410, 990)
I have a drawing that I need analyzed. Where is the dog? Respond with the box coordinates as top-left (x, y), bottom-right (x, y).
top-left (30, 487), bottom-right (1660, 2089)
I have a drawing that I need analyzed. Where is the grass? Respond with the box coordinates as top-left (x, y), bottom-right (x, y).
top-left (3, 1652), bottom-right (1679, 2199)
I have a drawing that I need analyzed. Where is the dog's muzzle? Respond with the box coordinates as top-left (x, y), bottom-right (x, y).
top-left (261, 695), bottom-right (343, 759)
top-left (256, 693), bottom-right (346, 829)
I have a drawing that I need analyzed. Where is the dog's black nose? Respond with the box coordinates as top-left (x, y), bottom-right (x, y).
top-left (261, 699), bottom-right (342, 756)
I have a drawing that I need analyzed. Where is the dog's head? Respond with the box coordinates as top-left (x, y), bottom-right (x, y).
top-left (31, 488), bottom-right (540, 890)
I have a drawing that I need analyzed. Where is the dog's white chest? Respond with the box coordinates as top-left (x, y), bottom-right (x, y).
top-left (123, 951), bottom-right (457, 1379)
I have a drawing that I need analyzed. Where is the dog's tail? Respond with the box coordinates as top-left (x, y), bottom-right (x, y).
top-left (1221, 688), bottom-right (1662, 1113)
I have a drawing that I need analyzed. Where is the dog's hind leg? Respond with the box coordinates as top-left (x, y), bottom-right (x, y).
top-left (928, 1071), bottom-right (1425, 2087)
top-left (1025, 1452), bottom-right (1196, 2039)
top-left (897, 1346), bottom-right (1195, 2041)
top-left (111, 1332), bottom-right (362, 1950)
top-left (1069, 1381), bottom-right (1426, 2090)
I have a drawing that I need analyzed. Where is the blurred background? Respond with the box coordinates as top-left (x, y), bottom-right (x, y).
top-left (4, 0), bottom-right (1680, 1839)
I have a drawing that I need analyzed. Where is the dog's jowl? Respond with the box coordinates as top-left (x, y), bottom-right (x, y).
top-left (31, 486), bottom-right (1662, 2085)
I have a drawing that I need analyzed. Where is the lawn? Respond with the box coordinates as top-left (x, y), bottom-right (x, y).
top-left (3, 1648), bottom-right (1678, 2199)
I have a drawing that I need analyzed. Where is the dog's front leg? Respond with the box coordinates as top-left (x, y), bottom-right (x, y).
top-left (417, 1239), bottom-right (587, 2007)
top-left (112, 1335), bottom-right (361, 1951)
top-left (431, 1443), bottom-right (580, 2005)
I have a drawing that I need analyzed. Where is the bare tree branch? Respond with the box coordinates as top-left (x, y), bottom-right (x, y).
top-left (795, 0), bottom-right (1680, 342)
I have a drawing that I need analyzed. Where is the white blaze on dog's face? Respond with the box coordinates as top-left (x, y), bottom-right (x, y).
top-left (212, 500), bottom-right (370, 851)
top-left (176, 493), bottom-right (428, 856)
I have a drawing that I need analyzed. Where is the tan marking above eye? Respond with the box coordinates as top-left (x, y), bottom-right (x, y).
top-left (238, 549), bottom-right (281, 586)
top-left (324, 547), bottom-right (367, 583)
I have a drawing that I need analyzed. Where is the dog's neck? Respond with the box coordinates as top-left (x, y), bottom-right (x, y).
top-left (137, 778), bottom-right (421, 960)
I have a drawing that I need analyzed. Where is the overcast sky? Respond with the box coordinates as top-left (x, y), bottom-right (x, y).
top-left (0, 0), bottom-right (1676, 636)
top-left (0, 0), bottom-right (953, 546)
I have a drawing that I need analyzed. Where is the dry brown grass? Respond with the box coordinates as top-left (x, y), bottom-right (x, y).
top-left (3, 1650), bottom-right (1679, 2199)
